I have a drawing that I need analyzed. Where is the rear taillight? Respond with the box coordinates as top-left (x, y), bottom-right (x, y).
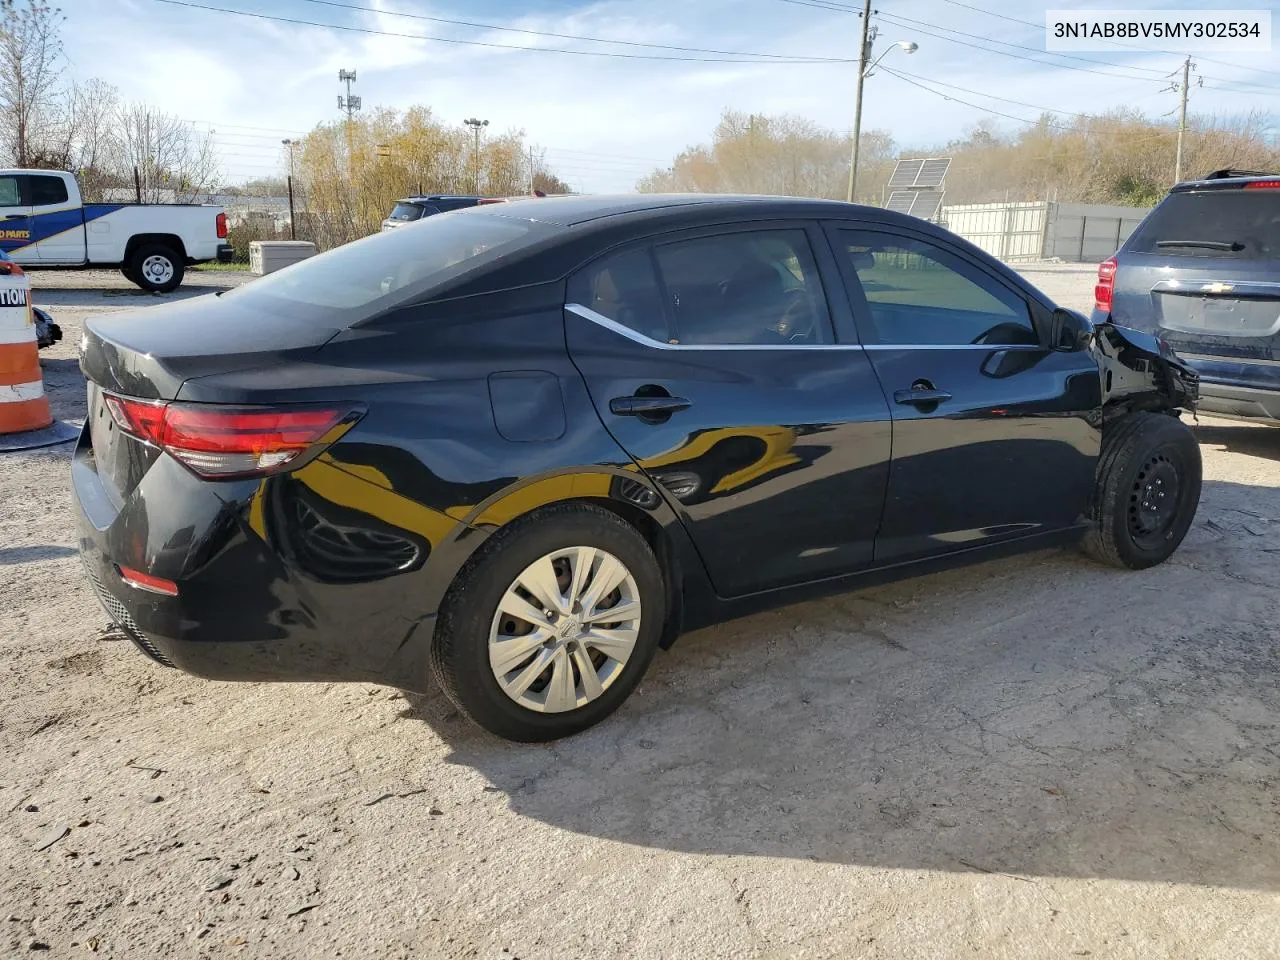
top-left (103, 395), bottom-right (359, 479)
top-left (1094, 255), bottom-right (1117, 314)
top-left (1244, 180), bottom-right (1280, 190)
top-left (215, 212), bottom-right (228, 238)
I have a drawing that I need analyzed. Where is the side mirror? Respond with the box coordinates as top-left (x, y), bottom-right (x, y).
top-left (849, 250), bottom-right (875, 271)
top-left (1050, 308), bottom-right (1093, 352)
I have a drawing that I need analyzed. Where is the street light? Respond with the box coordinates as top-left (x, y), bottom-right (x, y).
top-left (463, 117), bottom-right (489, 194)
top-left (281, 138), bottom-right (297, 240)
top-left (846, 30), bottom-right (918, 203)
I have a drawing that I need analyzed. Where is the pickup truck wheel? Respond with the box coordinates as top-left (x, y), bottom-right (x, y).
top-left (1082, 412), bottom-right (1201, 570)
top-left (129, 244), bottom-right (184, 293)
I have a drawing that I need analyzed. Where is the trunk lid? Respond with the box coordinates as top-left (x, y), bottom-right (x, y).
top-left (80, 293), bottom-right (344, 504)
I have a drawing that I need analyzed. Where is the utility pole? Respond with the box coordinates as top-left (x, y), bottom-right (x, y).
top-left (282, 139), bottom-right (297, 240)
top-left (528, 145), bottom-right (536, 195)
top-left (846, 0), bottom-right (874, 204)
top-left (1173, 56), bottom-right (1196, 184)
top-left (337, 69), bottom-right (360, 177)
top-left (464, 118), bottom-right (489, 194)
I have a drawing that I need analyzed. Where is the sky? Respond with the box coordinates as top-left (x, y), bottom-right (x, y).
top-left (55, 0), bottom-right (1280, 193)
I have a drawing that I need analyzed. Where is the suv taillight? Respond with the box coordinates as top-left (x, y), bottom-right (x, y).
top-left (1094, 256), bottom-right (1117, 314)
top-left (216, 212), bottom-right (228, 238)
top-left (103, 394), bottom-right (361, 479)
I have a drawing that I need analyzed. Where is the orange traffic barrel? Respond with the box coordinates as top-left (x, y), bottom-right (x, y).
top-left (0, 261), bottom-right (53, 435)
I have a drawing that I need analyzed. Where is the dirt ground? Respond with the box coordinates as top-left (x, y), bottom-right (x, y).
top-left (3, 266), bottom-right (1280, 959)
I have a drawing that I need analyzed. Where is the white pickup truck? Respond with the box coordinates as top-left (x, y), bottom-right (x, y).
top-left (0, 168), bottom-right (233, 293)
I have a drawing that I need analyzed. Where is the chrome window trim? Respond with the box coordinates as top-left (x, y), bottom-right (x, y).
top-left (564, 303), bottom-right (865, 351)
top-left (862, 343), bottom-right (1045, 351)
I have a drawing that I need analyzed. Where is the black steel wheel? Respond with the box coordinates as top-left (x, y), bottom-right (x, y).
top-left (1083, 412), bottom-right (1201, 570)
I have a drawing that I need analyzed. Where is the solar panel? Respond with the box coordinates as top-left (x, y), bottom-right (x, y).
top-left (914, 159), bottom-right (951, 188)
top-left (886, 190), bottom-right (916, 214)
top-left (887, 160), bottom-right (924, 189)
top-left (887, 157), bottom-right (952, 190)
top-left (910, 190), bottom-right (945, 221)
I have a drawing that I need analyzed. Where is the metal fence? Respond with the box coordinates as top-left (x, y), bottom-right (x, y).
top-left (940, 201), bottom-right (1153, 263)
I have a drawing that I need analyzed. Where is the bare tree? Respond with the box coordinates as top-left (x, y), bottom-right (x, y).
top-left (64, 77), bottom-right (120, 197)
top-left (0, 0), bottom-right (64, 167)
top-left (113, 101), bottom-right (219, 202)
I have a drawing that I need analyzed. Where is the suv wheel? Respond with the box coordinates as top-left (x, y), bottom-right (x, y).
top-left (430, 504), bottom-right (665, 741)
top-left (128, 244), bottom-right (184, 293)
top-left (1083, 412), bottom-right (1201, 569)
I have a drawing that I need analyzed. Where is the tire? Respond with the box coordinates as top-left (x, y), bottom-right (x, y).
top-left (430, 504), bottom-right (665, 742)
top-left (1082, 412), bottom-right (1201, 569)
top-left (120, 265), bottom-right (139, 285)
top-left (128, 244), bottom-right (184, 293)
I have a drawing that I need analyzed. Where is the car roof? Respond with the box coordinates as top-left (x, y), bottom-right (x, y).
top-left (472, 193), bottom-right (893, 228)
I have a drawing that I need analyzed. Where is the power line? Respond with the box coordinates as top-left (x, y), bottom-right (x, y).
top-left (295, 0), bottom-right (845, 61)
top-left (877, 11), bottom-right (1170, 77)
top-left (874, 14), bottom-right (1176, 82)
top-left (147, 0), bottom-right (856, 63)
top-left (773, 0), bottom-right (862, 11)
top-left (879, 66), bottom-right (1186, 147)
top-left (884, 68), bottom-right (1090, 117)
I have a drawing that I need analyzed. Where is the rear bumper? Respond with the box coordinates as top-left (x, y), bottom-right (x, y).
top-left (1183, 356), bottom-right (1280, 421)
top-left (215, 244), bottom-right (235, 263)
top-left (1194, 382), bottom-right (1280, 421)
top-left (70, 425), bottom-right (443, 689)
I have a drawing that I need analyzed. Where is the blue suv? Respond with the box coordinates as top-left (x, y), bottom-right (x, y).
top-left (1095, 169), bottom-right (1280, 421)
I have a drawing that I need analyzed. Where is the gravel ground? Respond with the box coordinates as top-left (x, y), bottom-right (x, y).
top-left (3, 269), bottom-right (1280, 959)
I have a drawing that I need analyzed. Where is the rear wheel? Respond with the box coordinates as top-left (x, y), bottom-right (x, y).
top-left (430, 504), bottom-right (664, 741)
top-left (1082, 412), bottom-right (1201, 569)
top-left (128, 244), bottom-right (184, 293)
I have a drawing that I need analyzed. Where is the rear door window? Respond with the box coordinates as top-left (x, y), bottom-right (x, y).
top-left (28, 175), bottom-right (68, 206)
top-left (568, 247), bottom-right (670, 343)
top-left (652, 229), bottom-right (832, 346)
top-left (1128, 191), bottom-right (1280, 259)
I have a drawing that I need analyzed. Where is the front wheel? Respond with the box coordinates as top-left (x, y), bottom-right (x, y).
top-left (128, 244), bottom-right (184, 293)
top-left (430, 504), bottom-right (665, 741)
top-left (1082, 412), bottom-right (1201, 569)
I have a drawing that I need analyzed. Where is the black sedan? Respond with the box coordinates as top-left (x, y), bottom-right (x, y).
top-left (73, 195), bottom-right (1201, 741)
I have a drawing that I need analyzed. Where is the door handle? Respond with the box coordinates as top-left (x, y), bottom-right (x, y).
top-left (894, 382), bottom-right (952, 406)
top-left (1, 214), bottom-right (24, 221)
top-left (610, 395), bottom-right (692, 417)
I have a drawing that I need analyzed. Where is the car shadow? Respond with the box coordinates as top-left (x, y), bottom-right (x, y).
top-left (0, 544), bottom-right (77, 565)
top-left (1193, 421), bottom-right (1280, 461)
top-left (399, 478), bottom-right (1280, 891)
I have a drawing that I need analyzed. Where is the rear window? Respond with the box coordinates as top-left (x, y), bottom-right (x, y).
top-left (1128, 190), bottom-right (1280, 259)
top-left (388, 202), bottom-right (425, 222)
top-left (223, 212), bottom-right (545, 317)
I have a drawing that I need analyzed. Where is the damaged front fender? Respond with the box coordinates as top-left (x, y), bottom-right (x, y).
top-left (1094, 319), bottom-right (1199, 415)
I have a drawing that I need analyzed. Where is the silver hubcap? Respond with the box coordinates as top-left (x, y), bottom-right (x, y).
top-left (488, 546), bottom-right (642, 714)
top-left (141, 254), bottom-right (174, 285)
